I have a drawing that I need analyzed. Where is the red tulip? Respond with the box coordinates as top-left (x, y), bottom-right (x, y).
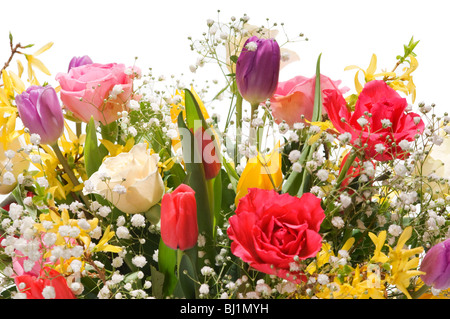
top-left (160, 184), bottom-right (198, 250)
top-left (15, 267), bottom-right (76, 299)
top-left (193, 127), bottom-right (221, 180)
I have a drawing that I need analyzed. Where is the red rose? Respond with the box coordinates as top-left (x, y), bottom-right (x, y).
top-left (227, 188), bottom-right (325, 282)
top-left (15, 267), bottom-right (76, 299)
top-left (160, 184), bottom-right (198, 250)
top-left (323, 80), bottom-right (424, 161)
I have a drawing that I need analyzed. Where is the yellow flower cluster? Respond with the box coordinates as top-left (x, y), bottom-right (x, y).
top-left (303, 227), bottom-right (429, 299)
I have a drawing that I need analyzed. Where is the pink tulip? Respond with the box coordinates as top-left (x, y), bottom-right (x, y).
top-left (56, 63), bottom-right (140, 125)
top-left (270, 75), bottom-right (349, 126)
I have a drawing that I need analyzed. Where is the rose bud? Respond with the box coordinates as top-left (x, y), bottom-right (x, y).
top-left (68, 55), bottom-right (93, 71)
top-left (420, 238), bottom-right (450, 290)
top-left (160, 184), bottom-right (198, 251)
top-left (15, 85), bottom-right (64, 145)
top-left (235, 36), bottom-right (280, 105)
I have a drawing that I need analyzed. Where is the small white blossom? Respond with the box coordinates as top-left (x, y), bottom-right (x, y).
top-left (131, 214), bottom-right (146, 227)
top-left (331, 216), bottom-right (345, 229)
top-left (132, 255), bottom-right (147, 268)
top-left (42, 286), bottom-right (56, 299)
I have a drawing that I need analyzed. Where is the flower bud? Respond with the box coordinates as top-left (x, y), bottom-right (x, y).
top-left (160, 184), bottom-right (198, 250)
top-left (235, 36), bottom-right (280, 105)
top-left (420, 238), bottom-right (450, 290)
top-left (15, 85), bottom-right (64, 145)
top-left (68, 55), bottom-right (93, 71)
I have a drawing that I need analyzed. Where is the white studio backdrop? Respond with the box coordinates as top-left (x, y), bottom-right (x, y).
top-left (1, 0), bottom-right (449, 112)
top-left (0, 0), bottom-right (449, 206)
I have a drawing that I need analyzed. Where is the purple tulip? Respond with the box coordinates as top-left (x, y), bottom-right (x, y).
top-left (235, 36), bottom-right (280, 105)
top-left (420, 238), bottom-right (450, 290)
top-left (15, 86), bottom-right (64, 145)
top-left (68, 55), bottom-right (93, 72)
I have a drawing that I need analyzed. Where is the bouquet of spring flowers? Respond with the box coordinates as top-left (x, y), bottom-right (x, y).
top-left (0, 13), bottom-right (448, 300)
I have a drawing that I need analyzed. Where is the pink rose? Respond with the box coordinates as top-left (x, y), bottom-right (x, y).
top-left (56, 63), bottom-right (140, 124)
top-left (270, 74), bottom-right (349, 125)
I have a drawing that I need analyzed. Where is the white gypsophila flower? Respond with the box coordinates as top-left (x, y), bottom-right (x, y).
top-left (2, 171), bottom-right (15, 185)
top-left (112, 256), bottom-right (124, 268)
top-left (4, 149), bottom-right (15, 159)
top-left (70, 259), bottom-right (83, 273)
top-left (201, 266), bottom-right (215, 276)
top-left (116, 226), bottom-right (130, 239)
top-left (110, 84), bottom-right (123, 99)
top-left (374, 143), bottom-right (385, 154)
top-left (131, 214), bottom-right (146, 227)
top-left (8, 203), bottom-right (23, 220)
top-left (394, 163), bottom-right (408, 177)
top-left (340, 194), bottom-right (352, 208)
top-left (116, 215), bottom-right (126, 227)
top-left (128, 99), bottom-right (140, 111)
top-left (29, 133), bottom-right (41, 145)
top-left (292, 162), bottom-right (303, 173)
top-left (331, 216), bottom-right (345, 229)
top-left (30, 154), bottom-right (41, 163)
top-left (317, 274), bottom-right (329, 285)
top-left (128, 126), bottom-right (137, 137)
top-left (388, 225), bottom-right (403, 237)
top-left (357, 117), bottom-right (368, 127)
top-left (36, 176), bottom-right (49, 188)
top-left (316, 169), bottom-right (329, 182)
top-left (77, 219), bottom-right (91, 231)
top-left (338, 132), bottom-right (352, 144)
top-left (381, 119), bottom-right (392, 128)
top-left (398, 139), bottom-right (411, 151)
top-left (43, 232), bottom-right (57, 247)
top-left (199, 284), bottom-right (210, 295)
top-left (42, 286), bottom-right (56, 299)
top-left (112, 184), bottom-right (127, 194)
top-left (132, 255), bottom-right (147, 268)
top-left (288, 150), bottom-right (301, 163)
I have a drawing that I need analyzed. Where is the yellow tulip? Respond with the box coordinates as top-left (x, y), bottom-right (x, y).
top-left (234, 143), bottom-right (282, 207)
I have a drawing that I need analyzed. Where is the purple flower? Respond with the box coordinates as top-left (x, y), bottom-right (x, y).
top-left (15, 86), bottom-right (64, 145)
top-left (68, 55), bottom-right (93, 71)
top-left (420, 238), bottom-right (450, 290)
top-left (235, 36), bottom-right (280, 105)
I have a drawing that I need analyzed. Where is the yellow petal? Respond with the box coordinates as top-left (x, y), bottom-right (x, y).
top-left (8, 71), bottom-right (26, 94)
top-left (33, 42), bottom-right (54, 56)
top-left (366, 54), bottom-right (378, 77)
top-left (30, 56), bottom-right (51, 75)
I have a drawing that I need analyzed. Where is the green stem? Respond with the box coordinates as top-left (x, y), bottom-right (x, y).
top-left (410, 284), bottom-right (430, 299)
top-left (51, 143), bottom-right (90, 206)
top-left (250, 102), bottom-right (259, 152)
top-left (235, 93), bottom-right (243, 165)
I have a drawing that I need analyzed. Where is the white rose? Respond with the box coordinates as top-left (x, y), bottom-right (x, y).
top-left (87, 143), bottom-right (164, 214)
top-left (420, 134), bottom-right (450, 197)
top-left (0, 137), bottom-right (29, 194)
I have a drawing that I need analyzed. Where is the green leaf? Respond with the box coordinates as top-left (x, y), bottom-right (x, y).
top-left (178, 248), bottom-right (199, 299)
top-left (177, 113), bottom-right (215, 267)
top-left (282, 54), bottom-right (323, 197)
top-left (158, 239), bottom-right (178, 297)
top-left (84, 117), bottom-right (107, 177)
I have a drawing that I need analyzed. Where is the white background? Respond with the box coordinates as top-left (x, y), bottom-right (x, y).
top-left (1, 0), bottom-right (449, 116)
